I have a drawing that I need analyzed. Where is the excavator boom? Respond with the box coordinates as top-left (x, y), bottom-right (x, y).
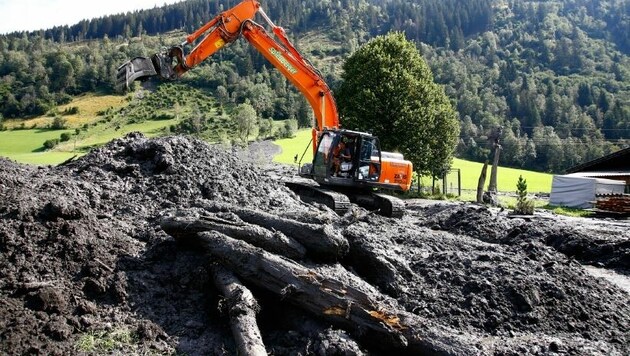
top-left (116, 0), bottom-right (338, 131)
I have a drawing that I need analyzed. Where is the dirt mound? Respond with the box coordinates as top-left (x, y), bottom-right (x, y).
top-left (1, 134), bottom-right (628, 355)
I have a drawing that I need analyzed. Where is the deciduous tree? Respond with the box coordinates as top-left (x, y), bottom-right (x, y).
top-left (336, 32), bottom-right (460, 178)
top-left (233, 101), bottom-right (258, 143)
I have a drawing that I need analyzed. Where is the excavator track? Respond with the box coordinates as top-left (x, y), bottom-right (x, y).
top-left (285, 182), bottom-right (352, 215)
top-left (286, 181), bottom-right (404, 218)
top-left (371, 192), bottom-right (405, 218)
top-left (348, 192), bottom-right (405, 218)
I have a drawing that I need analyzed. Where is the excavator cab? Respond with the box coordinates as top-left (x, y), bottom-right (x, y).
top-left (308, 129), bottom-right (383, 187)
top-left (294, 129), bottom-right (406, 217)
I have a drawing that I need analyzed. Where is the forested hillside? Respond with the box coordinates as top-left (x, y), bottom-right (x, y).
top-left (1, 0), bottom-right (628, 172)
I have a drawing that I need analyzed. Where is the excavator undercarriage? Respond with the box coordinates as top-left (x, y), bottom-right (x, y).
top-left (285, 180), bottom-right (404, 218)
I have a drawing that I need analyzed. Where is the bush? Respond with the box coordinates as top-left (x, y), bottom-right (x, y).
top-left (43, 138), bottom-right (60, 150)
top-left (284, 119), bottom-right (298, 137)
top-left (63, 106), bottom-right (79, 115)
top-left (47, 108), bottom-right (59, 117)
top-left (514, 175), bottom-right (535, 215)
top-left (274, 119), bottom-right (298, 139)
top-left (51, 116), bottom-right (67, 130)
top-left (54, 93), bottom-right (73, 105)
top-left (258, 118), bottom-right (273, 139)
top-left (60, 132), bottom-right (71, 142)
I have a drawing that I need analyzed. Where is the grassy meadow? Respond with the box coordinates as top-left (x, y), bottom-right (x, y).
top-left (0, 129), bottom-right (76, 165)
top-left (0, 92), bottom-right (178, 165)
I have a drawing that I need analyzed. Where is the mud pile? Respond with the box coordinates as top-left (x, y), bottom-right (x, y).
top-left (0, 133), bottom-right (628, 355)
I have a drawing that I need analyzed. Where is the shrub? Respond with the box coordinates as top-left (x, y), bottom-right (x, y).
top-left (60, 132), bottom-right (71, 142)
top-left (514, 175), bottom-right (535, 215)
top-left (43, 138), bottom-right (60, 150)
top-left (275, 119), bottom-right (299, 139)
top-left (51, 116), bottom-right (67, 130)
top-left (54, 93), bottom-right (72, 105)
top-left (63, 106), bottom-right (79, 115)
top-left (151, 112), bottom-right (175, 121)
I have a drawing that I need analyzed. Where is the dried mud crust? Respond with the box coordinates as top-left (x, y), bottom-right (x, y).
top-left (0, 133), bottom-right (628, 355)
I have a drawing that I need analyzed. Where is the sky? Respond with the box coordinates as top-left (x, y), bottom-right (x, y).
top-left (0, 0), bottom-right (184, 34)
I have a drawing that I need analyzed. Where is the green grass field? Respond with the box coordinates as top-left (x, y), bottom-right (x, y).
top-left (0, 90), bottom-right (185, 166)
top-left (0, 119), bottom-right (178, 165)
top-left (273, 129), bottom-right (314, 165)
top-left (3, 93), bottom-right (125, 129)
top-left (0, 129), bottom-right (77, 165)
top-left (57, 118), bottom-right (178, 150)
top-left (451, 158), bottom-right (552, 193)
top-left (272, 129), bottom-right (554, 193)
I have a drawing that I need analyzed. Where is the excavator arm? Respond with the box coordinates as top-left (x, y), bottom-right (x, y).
top-left (116, 0), bottom-right (338, 131)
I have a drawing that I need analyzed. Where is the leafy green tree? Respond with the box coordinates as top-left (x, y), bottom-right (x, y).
top-left (233, 102), bottom-right (258, 143)
top-left (283, 119), bottom-right (298, 138)
top-left (336, 32), bottom-right (460, 177)
top-left (258, 118), bottom-right (273, 139)
top-left (215, 85), bottom-right (229, 106)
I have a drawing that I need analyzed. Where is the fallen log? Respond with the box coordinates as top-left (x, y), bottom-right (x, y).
top-left (197, 201), bottom-right (348, 261)
top-left (161, 211), bottom-right (306, 260)
top-left (211, 264), bottom-right (267, 356)
top-left (186, 230), bottom-right (477, 355)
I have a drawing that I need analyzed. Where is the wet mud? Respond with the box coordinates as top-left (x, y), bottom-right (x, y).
top-left (0, 133), bottom-right (627, 355)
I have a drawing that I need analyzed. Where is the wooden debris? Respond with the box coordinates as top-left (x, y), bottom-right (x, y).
top-left (161, 211), bottom-right (306, 260)
top-left (197, 201), bottom-right (349, 261)
top-left (175, 230), bottom-right (476, 355)
top-left (211, 264), bottom-right (267, 356)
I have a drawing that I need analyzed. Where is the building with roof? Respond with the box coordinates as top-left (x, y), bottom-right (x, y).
top-left (565, 146), bottom-right (630, 192)
top-left (549, 147), bottom-right (630, 208)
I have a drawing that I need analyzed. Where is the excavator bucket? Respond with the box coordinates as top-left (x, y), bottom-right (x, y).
top-left (116, 57), bottom-right (157, 92)
top-left (115, 53), bottom-right (177, 92)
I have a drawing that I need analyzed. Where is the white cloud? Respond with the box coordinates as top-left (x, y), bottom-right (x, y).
top-left (0, 0), bottom-right (183, 34)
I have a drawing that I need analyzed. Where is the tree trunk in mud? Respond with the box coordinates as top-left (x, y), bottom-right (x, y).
top-left (476, 161), bottom-right (488, 204)
top-left (176, 230), bottom-right (476, 356)
top-left (161, 213), bottom-right (306, 260)
top-left (197, 201), bottom-right (349, 261)
top-left (211, 264), bottom-right (267, 356)
top-left (488, 144), bottom-right (502, 193)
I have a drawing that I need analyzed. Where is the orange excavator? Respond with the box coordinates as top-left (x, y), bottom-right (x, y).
top-left (117, 0), bottom-right (413, 217)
